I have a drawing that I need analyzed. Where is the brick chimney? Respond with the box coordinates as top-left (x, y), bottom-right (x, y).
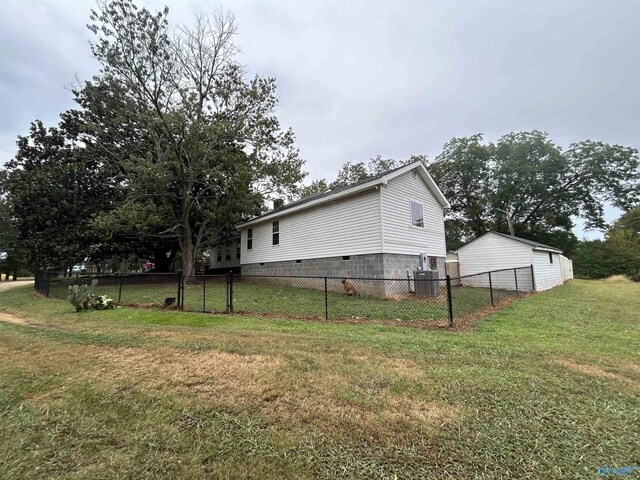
top-left (273, 198), bottom-right (284, 209)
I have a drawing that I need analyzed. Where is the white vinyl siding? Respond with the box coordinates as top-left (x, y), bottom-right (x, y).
top-left (559, 254), bottom-right (573, 282)
top-left (381, 172), bottom-right (446, 257)
top-left (209, 239), bottom-right (241, 269)
top-left (241, 189), bottom-right (382, 264)
top-left (532, 251), bottom-right (563, 291)
top-left (457, 233), bottom-right (532, 276)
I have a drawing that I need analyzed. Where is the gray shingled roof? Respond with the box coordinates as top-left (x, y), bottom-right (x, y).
top-left (489, 232), bottom-right (563, 252)
top-left (246, 162), bottom-right (411, 223)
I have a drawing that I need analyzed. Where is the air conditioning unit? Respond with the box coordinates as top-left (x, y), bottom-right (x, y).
top-left (413, 270), bottom-right (440, 297)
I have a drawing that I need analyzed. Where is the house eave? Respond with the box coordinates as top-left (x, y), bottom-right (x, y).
top-left (239, 161), bottom-right (450, 228)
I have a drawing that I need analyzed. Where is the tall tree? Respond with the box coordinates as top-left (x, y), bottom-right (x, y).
top-left (85, 0), bottom-right (305, 275)
top-left (297, 155), bottom-right (413, 199)
top-left (0, 172), bottom-right (25, 279)
top-left (3, 120), bottom-right (115, 271)
top-left (430, 131), bottom-right (639, 253)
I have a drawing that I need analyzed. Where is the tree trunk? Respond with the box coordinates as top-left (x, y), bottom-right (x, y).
top-left (181, 228), bottom-right (196, 276)
top-left (152, 248), bottom-right (177, 272)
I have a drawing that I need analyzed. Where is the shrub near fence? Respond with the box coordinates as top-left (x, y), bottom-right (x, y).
top-left (35, 266), bottom-right (534, 327)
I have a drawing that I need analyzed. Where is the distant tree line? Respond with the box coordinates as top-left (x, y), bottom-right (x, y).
top-left (1, 1), bottom-right (638, 280)
top-left (307, 133), bottom-right (639, 279)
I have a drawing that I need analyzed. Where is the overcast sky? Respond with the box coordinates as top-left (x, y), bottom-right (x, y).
top-left (1, 0), bottom-right (639, 239)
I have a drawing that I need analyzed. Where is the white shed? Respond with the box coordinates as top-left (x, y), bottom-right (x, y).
top-left (455, 232), bottom-right (567, 292)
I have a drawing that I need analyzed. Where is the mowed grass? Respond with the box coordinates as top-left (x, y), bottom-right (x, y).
top-left (48, 276), bottom-right (514, 322)
top-left (0, 279), bottom-right (638, 479)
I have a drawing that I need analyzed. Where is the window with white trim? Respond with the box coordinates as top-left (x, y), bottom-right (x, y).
top-left (236, 242), bottom-right (241, 260)
top-left (272, 221), bottom-right (279, 245)
top-left (225, 244), bottom-right (231, 261)
top-left (411, 201), bottom-right (424, 227)
top-left (247, 228), bottom-right (253, 250)
top-left (216, 246), bottom-right (221, 262)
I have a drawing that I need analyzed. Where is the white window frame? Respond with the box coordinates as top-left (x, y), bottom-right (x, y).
top-left (247, 228), bottom-right (253, 250)
top-left (410, 200), bottom-right (424, 228)
top-left (272, 221), bottom-right (280, 246)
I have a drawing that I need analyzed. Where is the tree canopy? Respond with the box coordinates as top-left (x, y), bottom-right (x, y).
top-left (573, 207), bottom-right (640, 280)
top-left (2, 0), bottom-right (306, 275)
top-left (429, 131), bottom-right (639, 253)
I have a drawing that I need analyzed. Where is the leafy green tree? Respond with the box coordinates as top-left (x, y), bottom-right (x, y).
top-left (0, 173), bottom-right (26, 279)
top-left (607, 206), bottom-right (640, 240)
top-left (84, 0), bottom-right (305, 275)
top-left (296, 179), bottom-right (329, 199)
top-left (3, 120), bottom-right (115, 271)
top-left (297, 156), bottom-right (414, 200)
top-left (574, 206), bottom-right (640, 281)
top-left (430, 131), bottom-right (639, 254)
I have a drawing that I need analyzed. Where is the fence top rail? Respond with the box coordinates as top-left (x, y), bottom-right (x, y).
top-left (457, 265), bottom-right (532, 280)
top-left (233, 273), bottom-right (448, 282)
top-left (40, 266), bottom-right (532, 283)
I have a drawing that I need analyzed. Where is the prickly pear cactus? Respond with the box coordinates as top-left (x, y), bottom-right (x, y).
top-left (68, 279), bottom-right (99, 312)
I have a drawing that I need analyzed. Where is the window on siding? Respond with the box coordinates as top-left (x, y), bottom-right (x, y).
top-left (225, 244), bottom-right (231, 261)
top-left (236, 243), bottom-right (241, 260)
top-left (247, 228), bottom-right (253, 250)
top-left (216, 247), bottom-right (221, 262)
top-left (549, 252), bottom-right (553, 263)
top-left (272, 221), bottom-right (279, 245)
top-left (410, 201), bottom-right (424, 227)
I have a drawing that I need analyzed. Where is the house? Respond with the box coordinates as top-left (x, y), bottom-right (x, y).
top-left (236, 161), bottom-right (450, 292)
top-left (454, 232), bottom-right (572, 291)
top-left (208, 232), bottom-right (241, 274)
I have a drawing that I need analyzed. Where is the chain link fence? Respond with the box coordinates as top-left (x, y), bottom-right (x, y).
top-left (35, 266), bottom-right (534, 327)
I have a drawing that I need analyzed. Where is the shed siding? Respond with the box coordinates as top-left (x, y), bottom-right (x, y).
top-left (381, 172), bottom-right (446, 257)
top-left (240, 189), bottom-right (382, 264)
top-left (456, 233), bottom-right (532, 276)
top-left (532, 251), bottom-right (563, 291)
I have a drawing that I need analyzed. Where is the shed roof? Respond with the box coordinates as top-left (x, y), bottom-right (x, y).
top-left (239, 160), bottom-right (450, 227)
top-left (455, 231), bottom-right (563, 254)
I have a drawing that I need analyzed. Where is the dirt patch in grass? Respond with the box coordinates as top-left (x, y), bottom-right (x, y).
top-left (554, 357), bottom-right (639, 387)
top-left (0, 311), bottom-right (32, 326)
top-left (0, 311), bottom-right (69, 331)
top-left (603, 275), bottom-right (633, 283)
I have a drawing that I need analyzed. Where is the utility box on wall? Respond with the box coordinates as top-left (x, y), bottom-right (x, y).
top-left (413, 270), bottom-right (440, 296)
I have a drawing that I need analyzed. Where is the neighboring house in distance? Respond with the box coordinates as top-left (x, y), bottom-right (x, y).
top-left (208, 232), bottom-right (241, 274)
top-left (237, 161), bottom-right (450, 285)
top-left (454, 232), bottom-right (573, 291)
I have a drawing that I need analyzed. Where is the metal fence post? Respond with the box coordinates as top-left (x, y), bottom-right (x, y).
top-left (446, 275), bottom-right (454, 328)
top-left (530, 264), bottom-right (536, 292)
top-left (513, 268), bottom-right (519, 293)
top-left (488, 272), bottom-right (494, 307)
top-left (46, 271), bottom-right (51, 297)
top-left (203, 275), bottom-right (206, 312)
top-left (229, 271), bottom-right (234, 313)
top-left (181, 273), bottom-right (185, 309)
top-left (324, 277), bottom-right (328, 320)
top-left (225, 273), bottom-right (231, 313)
top-left (177, 271), bottom-right (183, 308)
top-left (118, 273), bottom-right (123, 303)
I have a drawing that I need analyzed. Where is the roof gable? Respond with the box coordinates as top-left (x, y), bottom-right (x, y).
top-left (455, 232), bottom-right (563, 253)
top-left (240, 161), bottom-right (450, 227)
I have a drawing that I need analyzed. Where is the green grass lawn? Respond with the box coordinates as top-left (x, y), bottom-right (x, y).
top-left (0, 279), bottom-right (638, 479)
top-left (47, 275), bottom-right (518, 323)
